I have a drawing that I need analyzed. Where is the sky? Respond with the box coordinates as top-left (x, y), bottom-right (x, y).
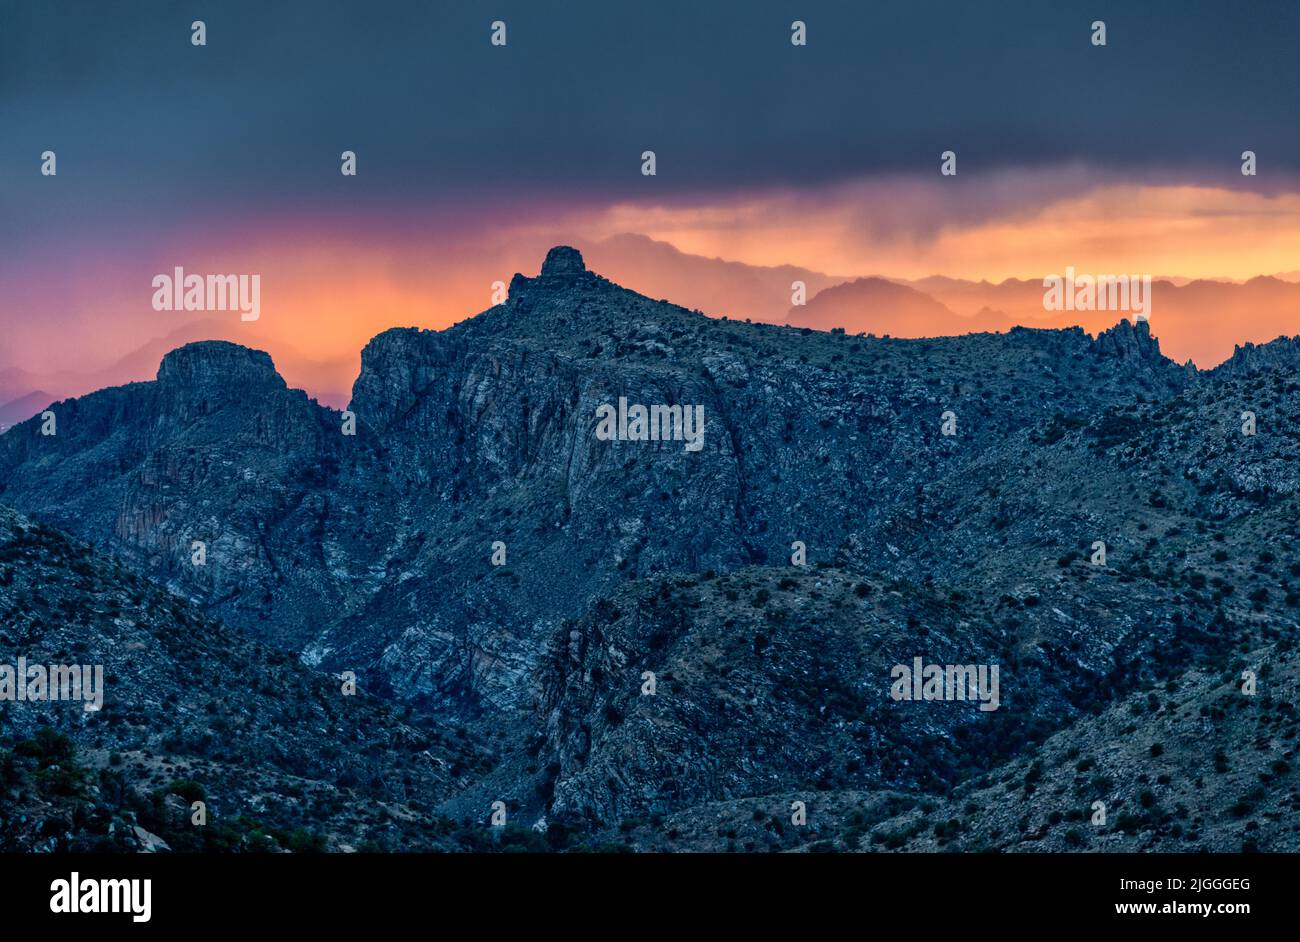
top-left (2, 0), bottom-right (1298, 392)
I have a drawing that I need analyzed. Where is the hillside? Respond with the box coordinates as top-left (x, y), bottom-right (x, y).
top-left (0, 506), bottom-right (489, 852)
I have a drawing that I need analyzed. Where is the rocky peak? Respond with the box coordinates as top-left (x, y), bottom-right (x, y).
top-left (1091, 317), bottom-right (1163, 362)
top-left (508, 246), bottom-right (596, 299)
top-left (156, 341), bottom-right (286, 392)
top-left (540, 246), bottom-right (586, 277)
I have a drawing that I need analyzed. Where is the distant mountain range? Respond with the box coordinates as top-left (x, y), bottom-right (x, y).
top-left (785, 276), bottom-right (1015, 336)
top-left (3, 246), bottom-right (1299, 851)
top-left (0, 390), bottom-right (54, 433)
top-left (577, 232), bottom-right (851, 323)
top-left (2, 235), bottom-right (1296, 431)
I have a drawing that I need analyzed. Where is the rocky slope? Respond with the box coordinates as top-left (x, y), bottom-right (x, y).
top-left (859, 644), bottom-right (1300, 853)
top-left (591, 640), bottom-right (1298, 853)
top-left (0, 506), bottom-right (489, 852)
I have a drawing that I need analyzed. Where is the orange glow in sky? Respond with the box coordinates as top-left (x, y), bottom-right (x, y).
top-left (6, 175), bottom-right (1298, 403)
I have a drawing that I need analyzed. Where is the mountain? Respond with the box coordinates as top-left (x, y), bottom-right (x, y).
top-left (578, 233), bottom-right (848, 324)
top-left (0, 391), bottom-right (53, 432)
top-left (861, 644), bottom-right (1300, 853)
top-left (0, 367), bottom-right (43, 408)
top-left (527, 341), bottom-right (1300, 849)
top-left (0, 320), bottom-right (353, 419)
top-left (66, 320), bottom-right (353, 408)
top-left (3, 245), bottom-right (1299, 851)
top-left (567, 240), bottom-right (1300, 369)
top-left (0, 248), bottom-right (1191, 709)
top-left (787, 276), bottom-right (1014, 336)
top-left (567, 240), bottom-right (1300, 370)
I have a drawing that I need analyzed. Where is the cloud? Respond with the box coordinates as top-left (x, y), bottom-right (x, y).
top-left (576, 172), bottom-right (1300, 281)
top-left (4, 0), bottom-right (1298, 229)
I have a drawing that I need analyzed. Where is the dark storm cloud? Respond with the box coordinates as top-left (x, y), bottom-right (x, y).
top-left (1, 0), bottom-right (1297, 223)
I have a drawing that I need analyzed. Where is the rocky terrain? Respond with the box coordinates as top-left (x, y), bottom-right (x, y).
top-left (0, 505), bottom-right (492, 852)
top-left (0, 246), bottom-right (1297, 851)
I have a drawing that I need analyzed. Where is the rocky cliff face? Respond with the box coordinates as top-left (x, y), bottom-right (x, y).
top-left (2, 247), bottom-right (1298, 851)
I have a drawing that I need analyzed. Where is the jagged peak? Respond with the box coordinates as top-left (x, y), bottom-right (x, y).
top-left (1214, 334), bottom-right (1300, 378)
top-left (1091, 317), bottom-right (1163, 360)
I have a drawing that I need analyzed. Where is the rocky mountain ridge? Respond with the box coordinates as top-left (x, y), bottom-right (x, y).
top-left (1, 246), bottom-right (1297, 851)
top-left (0, 249), bottom-right (1198, 708)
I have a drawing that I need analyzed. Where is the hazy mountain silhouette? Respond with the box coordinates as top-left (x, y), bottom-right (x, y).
top-left (578, 232), bottom-right (848, 323)
top-left (787, 276), bottom-right (1014, 336)
top-left (0, 391), bottom-right (53, 431)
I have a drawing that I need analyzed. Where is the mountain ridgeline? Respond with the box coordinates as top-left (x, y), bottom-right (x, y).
top-left (2, 246), bottom-right (1299, 851)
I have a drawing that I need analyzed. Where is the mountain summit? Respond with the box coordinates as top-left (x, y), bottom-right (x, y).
top-left (540, 245), bottom-right (587, 277)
